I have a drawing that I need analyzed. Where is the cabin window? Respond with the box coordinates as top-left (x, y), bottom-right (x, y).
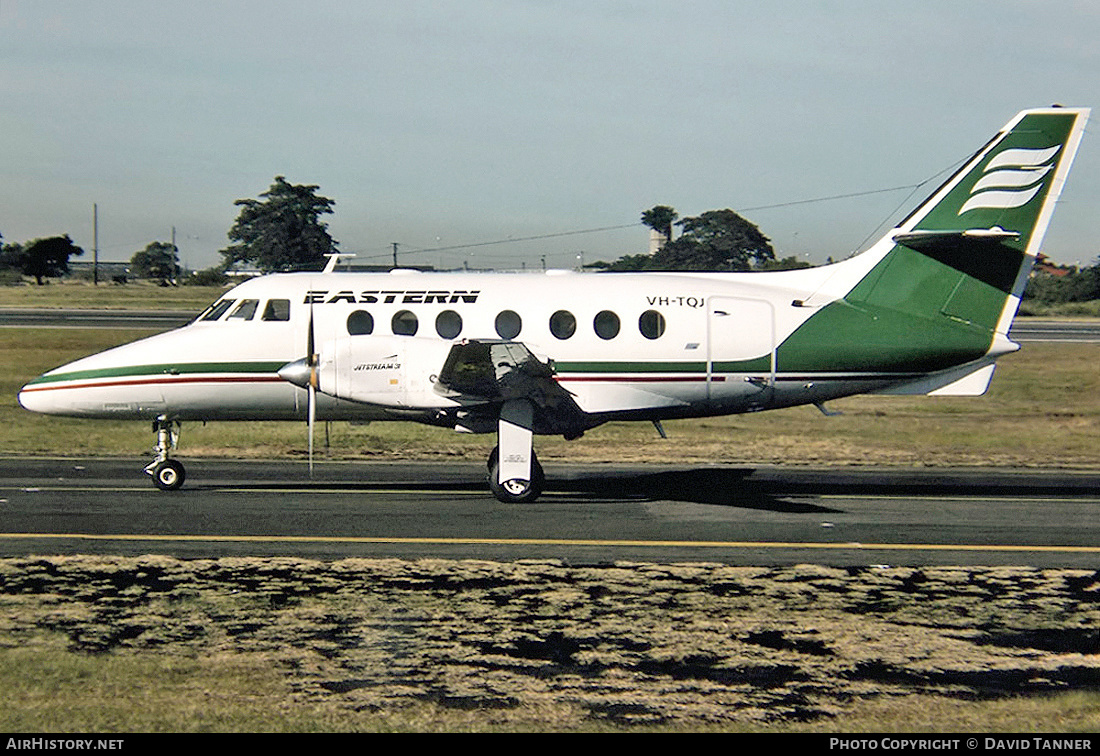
top-left (347, 310), bottom-right (374, 335)
top-left (392, 310), bottom-right (418, 336)
top-left (549, 310), bottom-right (576, 340)
top-left (594, 310), bottom-right (620, 340)
top-left (201, 299), bottom-right (235, 321)
top-left (435, 310), bottom-right (463, 339)
top-left (226, 299), bottom-right (259, 321)
top-left (495, 310), bottom-right (522, 339)
top-left (262, 299), bottom-right (291, 322)
top-left (638, 309), bottom-right (666, 340)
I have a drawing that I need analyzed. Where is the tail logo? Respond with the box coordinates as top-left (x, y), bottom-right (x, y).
top-left (958, 145), bottom-right (1061, 215)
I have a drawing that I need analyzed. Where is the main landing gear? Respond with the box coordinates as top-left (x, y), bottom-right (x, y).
top-left (487, 399), bottom-right (543, 504)
top-left (144, 416), bottom-right (185, 491)
top-left (487, 445), bottom-right (544, 504)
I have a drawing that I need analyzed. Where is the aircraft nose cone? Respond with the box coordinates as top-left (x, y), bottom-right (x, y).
top-left (277, 358), bottom-right (312, 390)
top-left (17, 379), bottom-right (60, 415)
top-left (17, 385), bottom-right (42, 412)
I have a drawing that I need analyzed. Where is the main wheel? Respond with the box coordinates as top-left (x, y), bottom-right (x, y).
top-left (151, 459), bottom-right (186, 491)
top-left (487, 449), bottom-right (544, 504)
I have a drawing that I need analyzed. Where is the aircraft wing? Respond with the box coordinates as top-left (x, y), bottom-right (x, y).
top-left (435, 340), bottom-right (587, 435)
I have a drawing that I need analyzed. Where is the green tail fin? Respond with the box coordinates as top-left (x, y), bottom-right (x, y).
top-left (779, 107), bottom-right (1089, 374)
top-left (856, 107), bottom-right (1089, 333)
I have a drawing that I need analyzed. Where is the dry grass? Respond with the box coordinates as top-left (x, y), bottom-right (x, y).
top-left (1, 328), bottom-right (1097, 468)
top-left (0, 280), bottom-right (225, 310)
top-left (1, 556), bottom-right (1098, 732)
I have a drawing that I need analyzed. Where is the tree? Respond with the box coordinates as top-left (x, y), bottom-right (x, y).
top-left (653, 209), bottom-right (774, 271)
top-left (21, 235), bottom-right (84, 284)
top-left (0, 231), bottom-right (11, 270)
top-left (598, 253), bottom-right (653, 272)
top-left (640, 205), bottom-right (679, 249)
top-left (183, 266), bottom-right (229, 287)
top-left (0, 240), bottom-right (24, 281)
top-left (130, 241), bottom-right (180, 285)
top-left (1025, 258), bottom-right (1100, 303)
top-left (0, 233), bottom-right (20, 283)
top-left (757, 255), bottom-right (813, 271)
top-left (220, 176), bottom-right (337, 272)
top-left (594, 207), bottom-right (778, 272)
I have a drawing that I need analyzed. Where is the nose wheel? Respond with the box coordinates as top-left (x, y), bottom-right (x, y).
top-left (149, 459), bottom-right (186, 491)
top-left (144, 416), bottom-right (185, 491)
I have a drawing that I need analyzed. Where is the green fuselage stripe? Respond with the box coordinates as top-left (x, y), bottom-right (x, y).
top-left (26, 361), bottom-right (287, 387)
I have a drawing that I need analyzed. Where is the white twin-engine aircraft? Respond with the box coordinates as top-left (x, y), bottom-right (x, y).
top-left (18, 107), bottom-right (1090, 502)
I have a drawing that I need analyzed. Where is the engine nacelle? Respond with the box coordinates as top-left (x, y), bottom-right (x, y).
top-left (317, 336), bottom-right (459, 408)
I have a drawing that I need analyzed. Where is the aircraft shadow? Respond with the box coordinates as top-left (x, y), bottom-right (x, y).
top-left (193, 465), bottom-right (834, 513)
top-left (217, 466), bottom-right (839, 513)
top-left (548, 468), bottom-right (841, 513)
top-left (192, 462), bottom-right (1094, 513)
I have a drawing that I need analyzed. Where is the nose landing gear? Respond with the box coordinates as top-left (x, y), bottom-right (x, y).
top-left (144, 416), bottom-right (186, 491)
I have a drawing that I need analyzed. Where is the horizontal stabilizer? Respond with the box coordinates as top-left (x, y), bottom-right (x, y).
top-left (890, 227), bottom-right (1025, 294)
top-left (892, 227), bottom-right (1021, 249)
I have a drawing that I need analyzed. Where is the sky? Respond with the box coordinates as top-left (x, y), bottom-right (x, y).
top-left (2, 0), bottom-right (1098, 272)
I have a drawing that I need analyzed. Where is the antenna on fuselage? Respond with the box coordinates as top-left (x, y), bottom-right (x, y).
top-left (322, 253), bottom-right (356, 273)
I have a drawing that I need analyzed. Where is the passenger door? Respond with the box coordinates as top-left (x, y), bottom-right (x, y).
top-left (706, 296), bottom-right (776, 408)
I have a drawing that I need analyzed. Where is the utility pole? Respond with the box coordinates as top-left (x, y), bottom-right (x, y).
top-left (93, 203), bottom-right (99, 285)
top-left (392, 242), bottom-right (399, 268)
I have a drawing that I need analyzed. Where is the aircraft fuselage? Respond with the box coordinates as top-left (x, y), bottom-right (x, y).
top-left (21, 266), bottom-right (903, 429)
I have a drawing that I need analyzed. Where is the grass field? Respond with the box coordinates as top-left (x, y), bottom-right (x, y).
top-left (2, 557), bottom-right (1099, 733)
top-left (1, 326), bottom-right (1097, 468)
top-left (0, 280), bottom-right (227, 310)
top-left (1, 303), bottom-right (1098, 733)
top-left (2, 645), bottom-right (1096, 732)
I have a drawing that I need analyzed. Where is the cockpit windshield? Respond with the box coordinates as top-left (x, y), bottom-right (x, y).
top-left (196, 298), bottom-right (291, 323)
top-left (226, 299), bottom-right (259, 320)
top-left (199, 299), bottom-right (235, 321)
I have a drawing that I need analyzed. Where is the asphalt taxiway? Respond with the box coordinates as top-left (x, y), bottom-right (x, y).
top-left (1, 457), bottom-right (1097, 567)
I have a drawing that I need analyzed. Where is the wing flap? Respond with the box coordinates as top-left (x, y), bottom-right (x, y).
top-left (436, 339), bottom-right (583, 408)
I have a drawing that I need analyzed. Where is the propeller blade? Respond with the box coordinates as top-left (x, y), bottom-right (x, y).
top-left (307, 383), bottom-right (316, 479)
top-left (278, 303), bottom-right (322, 480)
top-left (307, 310), bottom-right (316, 366)
top-left (307, 307), bottom-right (317, 479)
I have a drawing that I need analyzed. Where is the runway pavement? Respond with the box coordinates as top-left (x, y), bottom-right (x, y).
top-left (1, 456), bottom-right (1097, 567)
